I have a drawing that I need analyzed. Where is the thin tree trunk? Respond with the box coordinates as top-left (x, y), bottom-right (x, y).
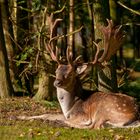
top-left (69, 0), bottom-right (75, 59)
top-left (87, 0), bottom-right (98, 88)
top-left (78, 0), bottom-right (88, 62)
top-left (61, 0), bottom-right (67, 56)
top-left (109, 0), bottom-right (118, 91)
top-left (134, 25), bottom-right (140, 58)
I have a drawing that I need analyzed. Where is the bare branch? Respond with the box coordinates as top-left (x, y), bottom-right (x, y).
top-left (53, 2), bottom-right (66, 14)
top-left (49, 26), bottom-right (83, 45)
top-left (118, 1), bottom-right (140, 16)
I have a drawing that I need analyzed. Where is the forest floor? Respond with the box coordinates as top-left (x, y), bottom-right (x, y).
top-left (0, 97), bottom-right (140, 140)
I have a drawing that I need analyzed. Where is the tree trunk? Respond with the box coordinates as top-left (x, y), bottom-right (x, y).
top-left (32, 10), bottom-right (51, 100)
top-left (34, 0), bottom-right (58, 100)
top-left (1, 0), bottom-right (18, 93)
top-left (109, 0), bottom-right (118, 24)
top-left (69, 0), bottom-right (75, 59)
top-left (93, 0), bottom-right (118, 93)
top-left (109, 0), bottom-right (120, 90)
top-left (34, 70), bottom-right (49, 100)
top-left (87, 0), bottom-right (98, 88)
top-left (133, 25), bottom-right (140, 59)
top-left (0, 2), bottom-right (14, 98)
top-left (16, 0), bottom-right (31, 94)
top-left (60, 0), bottom-right (67, 56)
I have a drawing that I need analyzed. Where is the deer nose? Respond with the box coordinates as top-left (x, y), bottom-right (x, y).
top-left (54, 79), bottom-right (63, 87)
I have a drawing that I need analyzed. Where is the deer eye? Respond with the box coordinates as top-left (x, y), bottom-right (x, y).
top-left (68, 72), bottom-right (73, 77)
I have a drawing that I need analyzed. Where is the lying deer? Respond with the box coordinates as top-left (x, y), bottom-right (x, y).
top-left (46, 19), bottom-right (140, 129)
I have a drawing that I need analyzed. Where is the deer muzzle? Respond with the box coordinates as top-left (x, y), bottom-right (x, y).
top-left (54, 79), bottom-right (63, 87)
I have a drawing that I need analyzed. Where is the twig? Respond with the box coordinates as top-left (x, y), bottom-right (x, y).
top-left (118, 1), bottom-right (140, 16)
top-left (12, 59), bottom-right (30, 64)
top-left (53, 2), bottom-right (66, 14)
top-left (19, 67), bottom-right (29, 77)
top-left (49, 26), bottom-right (83, 44)
top-left (8, 33), bottom-right (23, 50)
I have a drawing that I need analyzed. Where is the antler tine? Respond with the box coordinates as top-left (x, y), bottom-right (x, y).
top-left (46, 37), bottom-right (60, 64)
top-left (92, 41), bottom-right (100, 64)
top-left (66, 46), bottom-right (73, 65)
top-left (47, 43), bottom-right (59, 63)
top-left (46, 13), bottom-right (62, 64)
top-left (73, 55), bottom-right (82, 63)
top-left (97, 19), bottom-right (113, 63)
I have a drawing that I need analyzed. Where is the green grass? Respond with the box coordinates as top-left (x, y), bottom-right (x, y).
top-left (0, 97), bottom-right (140, 140)
top-left (0, 121), bottom-right (140, 140)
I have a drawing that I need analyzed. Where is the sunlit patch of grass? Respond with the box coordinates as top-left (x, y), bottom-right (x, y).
top-left (0, 97), bottom-right (140, 140)
top-left (0, 120), bottom-right (140, 140)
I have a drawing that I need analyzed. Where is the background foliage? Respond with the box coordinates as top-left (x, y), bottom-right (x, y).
top-left (0, 0), bottom-right (140, 100)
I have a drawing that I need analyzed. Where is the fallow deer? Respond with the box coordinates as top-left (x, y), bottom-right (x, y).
top-left (46, 19), bottom-right (140, 129)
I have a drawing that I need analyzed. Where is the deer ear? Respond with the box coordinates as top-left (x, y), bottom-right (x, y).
top-left (76, 64), bottom-right (88, 75)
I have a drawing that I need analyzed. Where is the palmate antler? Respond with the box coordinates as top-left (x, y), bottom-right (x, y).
top-left (92, 19), bottom-right (125, 65)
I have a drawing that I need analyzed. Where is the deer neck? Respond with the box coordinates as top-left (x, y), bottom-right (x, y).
top-left (56, 77), bottom-right (83, 119)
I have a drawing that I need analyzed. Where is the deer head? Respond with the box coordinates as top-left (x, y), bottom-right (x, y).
top-left (46, 13), bottom-right (88, 91)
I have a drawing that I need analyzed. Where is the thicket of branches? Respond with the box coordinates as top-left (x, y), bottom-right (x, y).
top-left (0, 0), bottom-right (140, 100)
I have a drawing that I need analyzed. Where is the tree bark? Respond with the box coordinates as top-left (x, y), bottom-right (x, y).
top-left (0, 2), bottom-right (14, 98)
top-left (1, 0), bottom-right (18, 93)
top-left (34, 70), bottom-right (49, 100)
top-left (16, 0), bottom-right (32, 94)
top-left (109, 0), bottom-right (120, 90)
top-left (69, 0), bottom-right (75, 59)
top-left (87, 0), bottom-right (98, 88)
